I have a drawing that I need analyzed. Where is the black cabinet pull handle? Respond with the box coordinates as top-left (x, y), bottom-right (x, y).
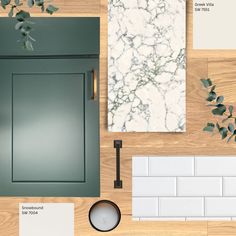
top-left (114, 140), bottom-right (123, 189)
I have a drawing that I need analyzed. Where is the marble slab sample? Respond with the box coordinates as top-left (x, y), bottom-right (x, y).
top-left (108, 0), bottom-right (186, 132)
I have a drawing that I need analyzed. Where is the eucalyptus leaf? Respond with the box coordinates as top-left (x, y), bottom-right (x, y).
top-left (35, 0), bottom-right (44, 6)
top-left (24, 40), bottom-right (33, 51)
top-left (207, 91), bottom-right (216, 102)
top-left (201, 79), bottom-right (236, 143)
top-left (2, 0), bottom-right (58, 51)
top-left (16, 10), bottom-right (30, 21)
top-left (212, 104), bottom-right (226, 116)
top-left (219, 127), bottom-right (228, 140)
top-left (229, 105), bottom-right (234, 115)
top-left (228, 123), bottom-right (234, 133)
top-left (1, 0), bottom-right (11, 9)
top-left (210, 85), bottom-right (216, 92)
top-left (27, 0), bottom-right (34, 7)
top-left (15, 21), bottom-right (23, 30)
top-left (41, 4), bottom-right (45, 12)
top-left (14, 0), bottom-right (21, 5)
top-left (201, 78), bottom-right (212, 88)
top-left (46, 5), bottom-right (58, 14)
top-left (227, 134), bottom-right (234, 143)
top-left (203, 123), bottom-right (215, 132)
top-left (216, 96), bottom-right (224, 104)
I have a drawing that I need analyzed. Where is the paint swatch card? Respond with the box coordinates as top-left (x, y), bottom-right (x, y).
top-left (19, 203), bottom-right (74, 236)
top-left (193, 0), bottom-right (236, 49)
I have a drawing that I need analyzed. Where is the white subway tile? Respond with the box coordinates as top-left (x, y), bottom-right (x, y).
top-left (133, 177), bottom-right (176, 197)
top-left (132, 156), bottom-right (236, 220)
top-left (149, 156), bottom-right (194, 176)
top-left (132, 197), bottom-right (158, 217)
top-left (224, 178), bottom-right (236, 196)
top-left (186, 217), bottom-right (231, 221)
top-left (206, 198), bottom-right (236, 216)
top-left (132, 157), bottom-right (149, 176)
top-left (178, 177), bottom-right (222, 196)
top-left (159, 197), bottom-right (204, 217)
top-left (196, 156), bottom-right (236, 176)
top-left (140, 217), bottom-right (186, 221)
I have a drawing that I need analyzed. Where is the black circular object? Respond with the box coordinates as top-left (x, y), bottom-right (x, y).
top-left (88, 200), bottom-right (121, 232)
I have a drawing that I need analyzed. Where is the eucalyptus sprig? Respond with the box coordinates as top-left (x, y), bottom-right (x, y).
top-left (1, 0), bottom-right (58, 50)
top-left (201, 78), bottom-right (236, 143)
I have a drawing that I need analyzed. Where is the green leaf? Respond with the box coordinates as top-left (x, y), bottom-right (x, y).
top-left (227, 134), bottom-right (234, 143)
top-left (35, 0), bottom-right (44, 6)
top-left (15, 0), bottom-right (20, 4)
top-left (219, 127), bottom-right (228, 140)
top-left (203, 123), bottom-right (215, 132)
top-left (8, 6), bottom-right (14, 17)
top-left (14, 0), bottom-right (23, 6)
top-left (20, 25), bottom-right (32, 36)
top-left (216, 96), bottom-right (224, 104)
top-left (228, 123), bottom-right (235, 133)
top-left (46, 4), bottom-right (58, 15)
top-left (207, 91), bottom-right (217, 102)
top-left (210, 85), bottom-right (216, 92)
top-left (200, 78), bottom-right (212, 88)
top-left (1, 0), bottom-right (11, 9)
top-left (41, 4), bottom-right (45, 12)
top-left (16, 10), bottom-right (30, 22)
top-left (24, 40), bottom-right (33, 51)
top-left (15, 21), bottom-right (23, 30)
top-left (229, 105), bottom-right (234, 115)
top-left (27, 0), bottom-right (34, 7)
top-left (212, 104), bottom-right (226, 116)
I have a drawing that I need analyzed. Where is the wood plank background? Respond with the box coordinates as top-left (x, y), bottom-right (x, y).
top-left (1, 0), bottom-right (236, 235)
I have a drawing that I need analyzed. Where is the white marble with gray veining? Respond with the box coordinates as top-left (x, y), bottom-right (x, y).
top-left (108, 0), bottom-right (186, 132)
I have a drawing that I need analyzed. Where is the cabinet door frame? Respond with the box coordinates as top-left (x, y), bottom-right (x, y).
top-left (0, 58), bottom-right (100, 197)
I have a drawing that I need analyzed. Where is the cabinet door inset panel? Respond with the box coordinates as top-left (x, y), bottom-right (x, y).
top-left (13, 74), bottom-right (85, 182)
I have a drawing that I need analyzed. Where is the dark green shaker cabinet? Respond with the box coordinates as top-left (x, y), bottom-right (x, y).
top-left (0, 18), bottom-right (100, 196)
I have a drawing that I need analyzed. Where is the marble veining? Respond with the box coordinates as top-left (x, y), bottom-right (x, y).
top-left (108, 0), bottom-right (186, 132)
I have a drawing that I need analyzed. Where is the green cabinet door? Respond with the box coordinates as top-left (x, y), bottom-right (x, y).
top-left (0, 59), bottom-right (100, 196)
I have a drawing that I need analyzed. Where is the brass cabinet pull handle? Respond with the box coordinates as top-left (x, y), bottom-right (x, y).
top-left (91, 69), bottom-right (97, 100)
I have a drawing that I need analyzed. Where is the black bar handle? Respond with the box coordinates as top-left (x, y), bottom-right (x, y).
top-left (114, 140), bottom-right (123, 189)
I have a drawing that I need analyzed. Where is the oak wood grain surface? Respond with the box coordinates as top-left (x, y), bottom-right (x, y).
top-left (0, 0), bottom-right (236, 235)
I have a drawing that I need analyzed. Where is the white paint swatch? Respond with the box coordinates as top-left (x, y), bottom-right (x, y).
top-left (19, 203), bottom-right (74, 236)
top-left (193, 0), bottom-right (236, 49)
